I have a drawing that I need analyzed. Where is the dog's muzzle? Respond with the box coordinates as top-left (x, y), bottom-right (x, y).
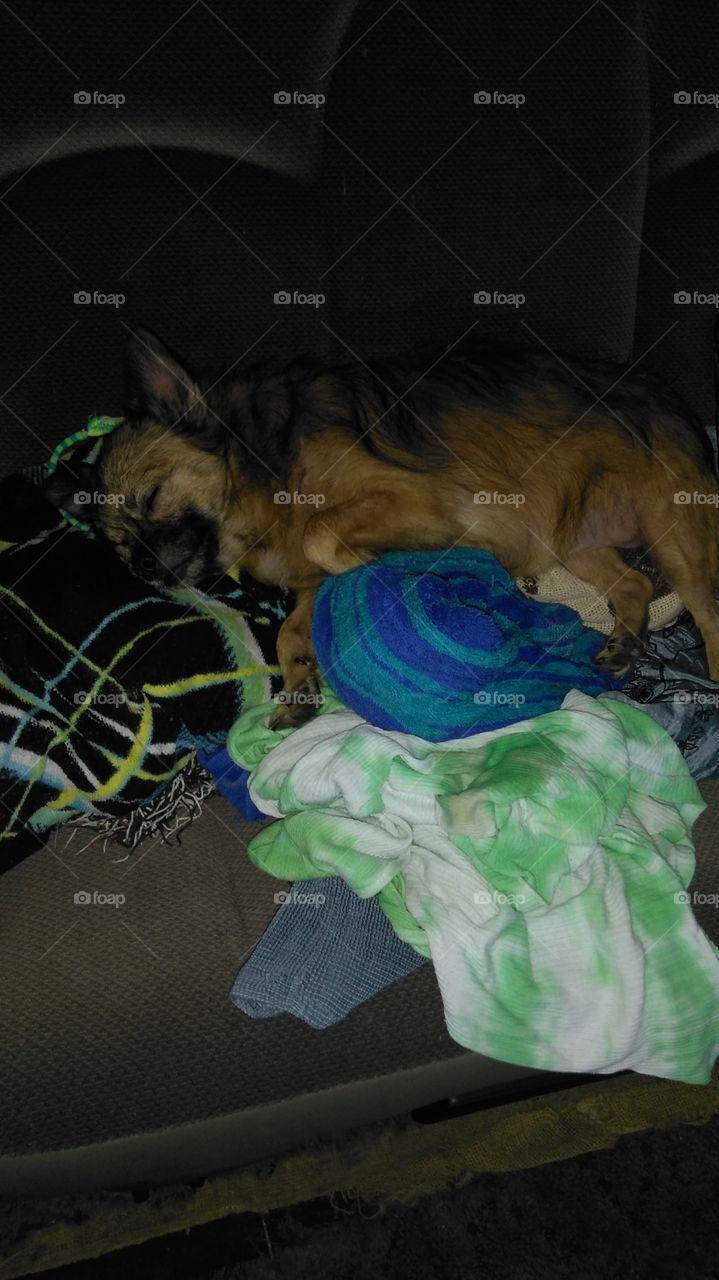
top-left (131, 512), bottom-right (220, 588)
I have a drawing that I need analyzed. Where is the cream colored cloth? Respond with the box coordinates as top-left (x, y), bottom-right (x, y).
top-left (516, 567), bottom-right (683, 636)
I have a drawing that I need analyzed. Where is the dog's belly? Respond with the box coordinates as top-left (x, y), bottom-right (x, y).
top-left (454, 493), bottom-right (552, 575)
top-left (571, 506), bottom-right (641, 552)
top-left (453, 489), bottom-right (641, 576)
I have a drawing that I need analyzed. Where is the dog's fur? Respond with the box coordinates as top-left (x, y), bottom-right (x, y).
top-left (45, 329), bottom-right (719, 727)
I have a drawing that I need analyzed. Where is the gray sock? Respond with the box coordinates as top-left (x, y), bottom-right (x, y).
top-left (230, 876), bottom-right (426, 1029)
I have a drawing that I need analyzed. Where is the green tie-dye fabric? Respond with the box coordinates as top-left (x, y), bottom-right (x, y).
top-left (228, 690), bottom-right (719, 1082)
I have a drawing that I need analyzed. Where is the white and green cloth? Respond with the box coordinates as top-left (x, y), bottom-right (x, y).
top-left (228, 689), bottom-right (719, 1083)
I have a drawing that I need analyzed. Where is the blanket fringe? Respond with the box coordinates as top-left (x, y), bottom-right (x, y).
top-left (66, 758), bottom-right (216, 853)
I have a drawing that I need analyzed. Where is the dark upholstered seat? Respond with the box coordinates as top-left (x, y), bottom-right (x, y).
top-left (1, 0), bottom-right (718, 1194)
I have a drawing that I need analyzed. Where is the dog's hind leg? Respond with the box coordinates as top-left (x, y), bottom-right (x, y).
top-left (563, 547), bottom-right (654, 675)
top-left (638, 503), bottom-right (719, 680)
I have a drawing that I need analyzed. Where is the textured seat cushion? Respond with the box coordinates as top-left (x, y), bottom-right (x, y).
top-left (0, 776), bottom-right (717, 1178)
top-left (0, 797), bottom-right (461, 1158)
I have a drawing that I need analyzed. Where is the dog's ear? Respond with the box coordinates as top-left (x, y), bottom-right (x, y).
top-left (124, 328), bottom-right (227, 454)
top-left (124, 328), bottom-right (206, 427)
top-left (42, 462), bottom-right (96, 515)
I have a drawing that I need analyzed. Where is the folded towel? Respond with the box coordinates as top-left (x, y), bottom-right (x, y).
top-left (312, 548), bottom-right (616, 740)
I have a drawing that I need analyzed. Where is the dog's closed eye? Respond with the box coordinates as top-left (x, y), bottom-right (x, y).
top-left (143, 484), bottom-right (161, 517)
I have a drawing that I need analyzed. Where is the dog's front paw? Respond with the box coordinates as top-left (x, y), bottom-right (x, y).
top-left (269, 657), bottom-right (323, 731)
top-left (592, 632), bottom-right (645, 676)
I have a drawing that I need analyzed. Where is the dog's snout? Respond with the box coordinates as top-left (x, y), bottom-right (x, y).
top-left (132, 544), bottom-right (178, 584)
top-left (137, 553), bottom-right (156, 577)
top-left (129, 511), bottom-right (220, 587)
top-left (130, 546), bottom-right (161, 582)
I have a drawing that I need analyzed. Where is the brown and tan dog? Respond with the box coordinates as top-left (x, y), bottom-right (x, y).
top-left (45, 329), bottom-right (719, 727)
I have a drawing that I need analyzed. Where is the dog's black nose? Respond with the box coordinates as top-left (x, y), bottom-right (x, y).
top-left (137, 553), bottom-right (156, 577)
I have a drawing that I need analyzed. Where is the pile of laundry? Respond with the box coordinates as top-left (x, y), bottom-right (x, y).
top-left (203, 549), bottom-right (719, 1085)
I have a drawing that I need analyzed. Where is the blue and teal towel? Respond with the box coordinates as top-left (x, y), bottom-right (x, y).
top-left (312, 548), bottom-right (618, 741)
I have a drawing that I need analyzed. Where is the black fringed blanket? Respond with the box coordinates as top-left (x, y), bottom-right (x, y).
top-left (0, 473), bottom-right (287, 869)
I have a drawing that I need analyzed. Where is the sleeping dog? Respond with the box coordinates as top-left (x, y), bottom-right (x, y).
top-left (45, 328), bottom-right (719, 728)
